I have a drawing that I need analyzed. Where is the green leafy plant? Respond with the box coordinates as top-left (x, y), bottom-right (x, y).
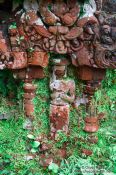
top-left (16, 36), bottom-right (24, 45)
top-left (27, 134), bottom-right (40, 153)
top-left (27, 134), bottom-right (35, 140)
top-left (48, 162), bottom-right (59, 174)
top-left (55, 131), bottom-right (68, 148)
top-left (9, 22), bottom-right (17, 29)
top-left (28, 47), bottom-right (34, 52)
top-left (0, 70), bottom-right (17, 97)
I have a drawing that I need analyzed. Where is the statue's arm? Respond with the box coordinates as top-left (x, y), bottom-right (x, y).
top-left (61, 81), bottom-right (75, 103)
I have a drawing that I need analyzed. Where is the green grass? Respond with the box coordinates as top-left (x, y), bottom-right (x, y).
top-left (0, 68), bottom-right (115, 175)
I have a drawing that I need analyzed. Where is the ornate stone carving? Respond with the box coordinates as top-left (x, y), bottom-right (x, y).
top-left (0, 0), bottom-right (115, 69)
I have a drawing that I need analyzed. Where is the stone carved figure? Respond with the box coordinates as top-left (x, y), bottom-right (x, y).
top-left (50, 58), bottom-right (75, 139)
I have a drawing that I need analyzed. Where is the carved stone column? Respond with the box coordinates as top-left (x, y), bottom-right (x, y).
top-left (23, 82), bottom-right (37, 120)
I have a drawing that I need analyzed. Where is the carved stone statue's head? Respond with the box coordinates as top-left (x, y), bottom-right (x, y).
top-left (52, 58), bottom-right (69, 79)
top-left (54, 65), bottom-right (66, 79)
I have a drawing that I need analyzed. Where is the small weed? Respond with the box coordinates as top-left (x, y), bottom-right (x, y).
top-left (9, 22), bottom-right (17, 29)
top-left (16, 36), bottom-right (24, 45)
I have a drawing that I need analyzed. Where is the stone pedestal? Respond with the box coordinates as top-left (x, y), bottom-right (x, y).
top-left (84, 117), bottom-right (99, 133)
top-left (50, 104), bottom-right (69, 138)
